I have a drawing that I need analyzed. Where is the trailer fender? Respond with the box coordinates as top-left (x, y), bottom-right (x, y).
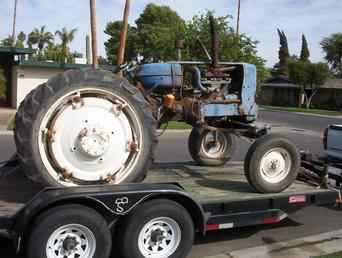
top-left (11, 183), bottom-right (206, 249)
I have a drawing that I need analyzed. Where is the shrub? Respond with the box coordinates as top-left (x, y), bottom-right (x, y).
top-left (0, 66), bottom-right (6, 99)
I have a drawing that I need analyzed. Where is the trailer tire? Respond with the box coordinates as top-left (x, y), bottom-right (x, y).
top-left (15, 68), bottom-right (157, 186)
top-left (26, 204), bottom-right (112, 258)
top-left (188, 127), bottom-right (235, 166)
top-left (244, 134), bottom-right (300, 193)
top-left (117, 199), bottom-right (194, 258)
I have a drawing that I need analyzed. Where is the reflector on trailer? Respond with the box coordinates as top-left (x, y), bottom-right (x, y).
top-left (289, 195), bottom-right (307, 204)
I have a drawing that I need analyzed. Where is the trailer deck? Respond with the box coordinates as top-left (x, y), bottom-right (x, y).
top-left (0, 161), bottom-right (337, 232)
top-left (147, 162), bottom-right (330, 203)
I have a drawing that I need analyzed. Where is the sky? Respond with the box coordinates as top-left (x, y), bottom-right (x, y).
top-left (1, 0), bottom-right (341, 67)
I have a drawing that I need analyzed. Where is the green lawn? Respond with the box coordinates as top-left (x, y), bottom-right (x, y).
top-left (7, 119), bottom-right (191, 131)
top-left (261, 106), bottom-right (342, 116)
top-left (162, 122), bottom-right (192, 130)
top-left (7, 115), bottom-right (15, 131)
top-left (314, 251), bottom-right (342, 258)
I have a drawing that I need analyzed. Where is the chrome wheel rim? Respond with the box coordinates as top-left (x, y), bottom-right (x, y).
top-left (260, 148), bottom-right (292, 184)
top-left (138, 217), bottom-right (181, 258)
top-left (38, 88), bottom-right (143, 186)
top-left (46, 224), bottom-right (96, 258)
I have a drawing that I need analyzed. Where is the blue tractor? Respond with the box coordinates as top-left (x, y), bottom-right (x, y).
top-left (14, 15), bottom-right (300, 193)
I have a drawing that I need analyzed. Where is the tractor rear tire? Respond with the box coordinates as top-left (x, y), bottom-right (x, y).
top-left (15, 68), bottom-right (157, 187)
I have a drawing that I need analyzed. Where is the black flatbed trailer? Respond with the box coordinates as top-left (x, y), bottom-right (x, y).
top-left (0, 160), bottom-right (339, 258)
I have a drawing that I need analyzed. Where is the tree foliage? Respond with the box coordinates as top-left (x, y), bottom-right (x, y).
top-left (104, 7), bottom-right (269, 86)
top-left (104, 21), bottom-right (139, 64)
top-left (0, 66), bottom-right (6, 99)
top-left (273, 29), bottom-right (290, 77)
top-left (288, 60), bottom-right (329, 108)
top-left (27, 26), bottom-right (54, 52)
top-left (0, 36), bottom-right (14, 47)
top-left (300, 34), bottom-right (310, 62)
top-left (135, 4), bottom-right (187, 61)
top-left (321, 33), bottom-right (342, 78)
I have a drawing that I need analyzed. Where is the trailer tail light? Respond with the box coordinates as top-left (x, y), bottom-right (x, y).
top-left (262, 217), bottom-right (279, 225)
top-left (289, 195), bottom-right (307, 204)
top-left (323, 127), bottom-right (328, 150)
top-left (206, 223), bottom-right (234, 231)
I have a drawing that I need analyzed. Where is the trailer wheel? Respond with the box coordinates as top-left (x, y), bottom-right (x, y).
top-left (118, 199), bottom-right (194, 258)
top-left (26, 204), bottom-right (111, 258)
top-left (244, 134), bottom-right (300, 193)
top-left (15, 68), bottom-right (157, 186)
top-left (188, 127), bottom-right (235, 166)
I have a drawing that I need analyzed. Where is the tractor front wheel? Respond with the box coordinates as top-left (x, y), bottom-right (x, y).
top-left (188, 127), bottom-right (236, 167)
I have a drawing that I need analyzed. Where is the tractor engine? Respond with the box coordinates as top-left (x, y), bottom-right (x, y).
top-left (135, 62), bottom-right (258, 127)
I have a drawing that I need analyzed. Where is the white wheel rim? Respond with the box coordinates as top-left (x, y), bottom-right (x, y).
top-left (138, 217), bottom-right (181, 258)
top-left (201, 131), bottom-right (228, 159)
top-left (46, 224), bottom-right (96, 258)
top-left (38, 88), bottom-right (143, 186)
top-left (259, 147), bottom-right (292, 184)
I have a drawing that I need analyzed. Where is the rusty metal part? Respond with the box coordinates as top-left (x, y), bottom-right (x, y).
top-left (127, 141), bottom-right (138, 152)
top-left (163, 94), bottom-right (176, 109)
top-left (209, 15), bottom-right (219, 68)
top-left (45, 129), bottom-right (57, 143)
top-left (71, 94), bottom-right (85, 109)
top-left (175, 39), bottom-right (185, 61)
top-left (78, 128), bottom-right (88, 138)
top-left (61, 169), bottom-right (73, 180)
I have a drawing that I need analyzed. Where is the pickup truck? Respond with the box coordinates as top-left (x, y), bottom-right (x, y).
top-left (325, 125), bottom-right (342, 162)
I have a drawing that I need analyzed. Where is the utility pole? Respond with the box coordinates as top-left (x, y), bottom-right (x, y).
top-left (12, 0), bottom-right (18, 47)
top-left (90, 0), bottom-right (98, 68)
top-left (236, 0), bottom-right (241, 38)
top-left (117, 0), bottom-right (131, 76)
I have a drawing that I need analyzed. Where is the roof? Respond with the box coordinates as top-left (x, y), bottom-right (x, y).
top-left (263, 76), bottom-right (342, 90)
top-left (18, 60), bottom-right (116, 72)
top-left (262, 83), bottom-right (300, 89)
top-left (321, 79), bottom-right (342, 89)
top-left (0, 47), bottom-right (35, 55)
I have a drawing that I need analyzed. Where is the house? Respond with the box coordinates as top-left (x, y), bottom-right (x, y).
top-left (260, 76), bottom-right (342, 110)
top-left (0, 47), bottom-right (115, 109)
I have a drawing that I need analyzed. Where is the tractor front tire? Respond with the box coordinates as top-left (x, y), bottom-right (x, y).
top-left (188, 127), bottom-right (236, 167)
top-left (15, 68), bottom-right (157, 187)
top-left (244, 134), bottom-right (300, 193)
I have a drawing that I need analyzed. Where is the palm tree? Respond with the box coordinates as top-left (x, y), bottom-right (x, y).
top-left (55, 28), bottom-right (77, 52)
top-left (321, 33), bottom-right (342, 78)
top-left (27, 26), bottom-right (54, 52)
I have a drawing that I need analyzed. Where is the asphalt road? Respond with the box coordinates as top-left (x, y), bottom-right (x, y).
top-left (1, 110), bottom-right (342, 258)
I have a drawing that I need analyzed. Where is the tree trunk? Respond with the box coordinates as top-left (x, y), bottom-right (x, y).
top-left (305, 89), bottom-right (319, 109)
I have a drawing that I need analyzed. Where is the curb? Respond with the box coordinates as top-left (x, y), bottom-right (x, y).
top-left (157, 129), bottom-right (191, 133)
top-left (0, 131), bottom-right (13, 136)
top-left (261, 108), bottom-right (342, 119)
top-left (203, 229), bottom-right (342, 258)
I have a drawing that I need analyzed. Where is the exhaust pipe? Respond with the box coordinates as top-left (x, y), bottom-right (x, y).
top-left (209, 15), bottom-right (219, 68)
